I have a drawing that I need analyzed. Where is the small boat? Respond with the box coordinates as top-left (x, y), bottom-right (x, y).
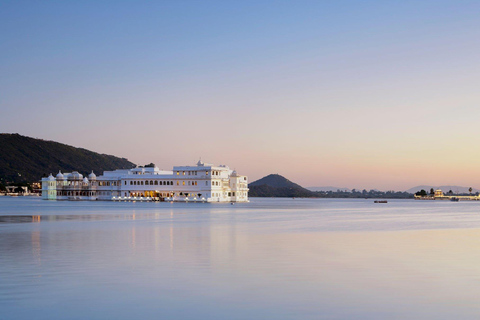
top-left (374, 200), bottom-right (388, 203)
top-left (451, 197), bottom-right (459, 202)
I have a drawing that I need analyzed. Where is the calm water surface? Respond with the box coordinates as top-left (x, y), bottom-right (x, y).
top-left (2, 197), bottom-right (480, 319)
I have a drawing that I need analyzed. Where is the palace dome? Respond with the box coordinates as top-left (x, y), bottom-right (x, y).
top-left (83, 177), bottom-right (89, 184)
top-left (56, 171), bottom-right (64, 180)
top-left (47, 174), bottom-right (55, 181)
top-left (68, 171), bottom-right (83, 180)
top-left (88, 171), bottom-right (96, 180)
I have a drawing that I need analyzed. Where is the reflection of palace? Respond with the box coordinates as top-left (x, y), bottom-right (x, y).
top-left (41, 160), bottom-right (249, 202)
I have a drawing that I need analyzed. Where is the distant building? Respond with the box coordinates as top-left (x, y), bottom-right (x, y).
top-left (41, 161), bottom-right (249, 202)
top-left (5, 186), bottom-right (29, 194)
top-left (434, 189), bottom-right (444, 197)
top-left (415, 188), bottom-right (479, 201)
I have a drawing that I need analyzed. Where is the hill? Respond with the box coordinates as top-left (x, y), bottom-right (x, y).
top-left (0, 133), bottom-right (136, 184)
top-left (249, 174), bottom-right (413, 198)
top-left (307, 186), bottom-right (351, 192)
top-left (248, 174), bottom-right (314, 197)
top-left (406, 185), bottom-right (480, 194)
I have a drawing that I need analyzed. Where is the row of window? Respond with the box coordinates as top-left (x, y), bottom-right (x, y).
top-left (57, 191), bottom-right (95, 196)
top-left (98, 181), bottom-right (120, 186)
top-left (176, 181), bottom-right (199, 186)
top-left (128, 180), bottom-right (173, 186)
top-left (53, 190), bottom-right (248, 198)
top-left (174, 170), bottom-right (222, 176)
top-left (176, 171), bottom-right (200, 176)
top-left (211, 192), bottom-right (246, 197)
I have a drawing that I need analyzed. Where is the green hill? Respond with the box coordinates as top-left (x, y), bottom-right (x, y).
top-left (248, 174), bottom-right (314, 197)
top-left (0, 133), bottom-right (136, 184)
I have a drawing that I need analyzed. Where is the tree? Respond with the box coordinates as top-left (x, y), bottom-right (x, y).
top-left (416, 189), bottom-right (427, 197)
top-left (430, 188), bottom-right (434, 195)
top-left (469, 187), bottom-right (473, 194)
top-left (14, 186), bottom-right (24, 193)
top-left (448, 190), bottom-right (453, 195)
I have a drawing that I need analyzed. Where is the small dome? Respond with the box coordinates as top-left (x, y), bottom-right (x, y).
top-left (231, 170), bottom-right (239, 177)
top-left (83, 177), bottom-right (89, 183)
top-left (68, 171), bottom-right (83, 180)
top-left (197, 159), bottom-right (204, 166)
top-left (88, 171), bottom-right (96, 180)
top-left (47, 174), bottom-right (55, 181)
top-left (56, 171), bottom-right (64, 180)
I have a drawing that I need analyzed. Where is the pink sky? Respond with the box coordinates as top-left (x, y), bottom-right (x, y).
top-left (2, 2), bottom-right (480, 191)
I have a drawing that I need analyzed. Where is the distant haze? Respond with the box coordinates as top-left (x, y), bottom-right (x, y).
top-left (2, 2), bottom-right (480, 191)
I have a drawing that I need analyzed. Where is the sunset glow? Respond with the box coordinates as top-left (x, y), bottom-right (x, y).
top-left (2, 1), bottom-right (480, 190)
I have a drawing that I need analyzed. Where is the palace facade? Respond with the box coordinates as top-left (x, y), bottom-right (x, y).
top-left (41, 161), bottom-right (249, 202)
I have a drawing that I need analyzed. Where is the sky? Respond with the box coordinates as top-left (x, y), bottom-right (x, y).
top-left (2, 1), bottom-right (480, 191)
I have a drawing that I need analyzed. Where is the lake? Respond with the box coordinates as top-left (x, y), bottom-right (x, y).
top-left (2, 197), bottom-right (480, 319)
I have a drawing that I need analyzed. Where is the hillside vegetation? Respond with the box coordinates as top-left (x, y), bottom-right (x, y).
top-left (248, 174), bottom-right (315, 197)
top-left (0, 134), bottom-right (135, 183)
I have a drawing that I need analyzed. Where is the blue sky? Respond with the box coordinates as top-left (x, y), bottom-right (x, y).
top-left (2, 1), bottom-right (480, 190)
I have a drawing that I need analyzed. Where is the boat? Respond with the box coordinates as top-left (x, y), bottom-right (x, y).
top-left (451, 197), bottom-right (459, 202)
top-left (374, 200), bottom-right (388, 203)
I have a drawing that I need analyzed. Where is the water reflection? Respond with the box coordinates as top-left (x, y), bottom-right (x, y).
top-left (0, 212), bottom-right (187, 224)
top-left (3, 198), bottom-right (480, 319)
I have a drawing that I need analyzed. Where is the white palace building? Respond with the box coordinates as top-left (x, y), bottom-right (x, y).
top-left (41, 161), bottom-right (249, 202)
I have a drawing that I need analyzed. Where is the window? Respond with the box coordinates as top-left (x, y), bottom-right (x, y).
top-left (182, 181), bottom-right (185, 186)
top-left (232, 192), bottom-right (235, 196)
top-left (188, 181), bottom-right (191, 186)
top-left (176, 181), bottom-right (179, 186)
top-left (206, 171), bottom-right (209, 175)
top-left (205, 181), bottom-right (208, 186)
top-left (183, 171), bottom-right (185, 175)
top-left (155, 181), bottom-right (158, 185)
top-left (188, 171), bottom-right (190, 175)
top-left (176, 171), bottom-right (179, 175)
